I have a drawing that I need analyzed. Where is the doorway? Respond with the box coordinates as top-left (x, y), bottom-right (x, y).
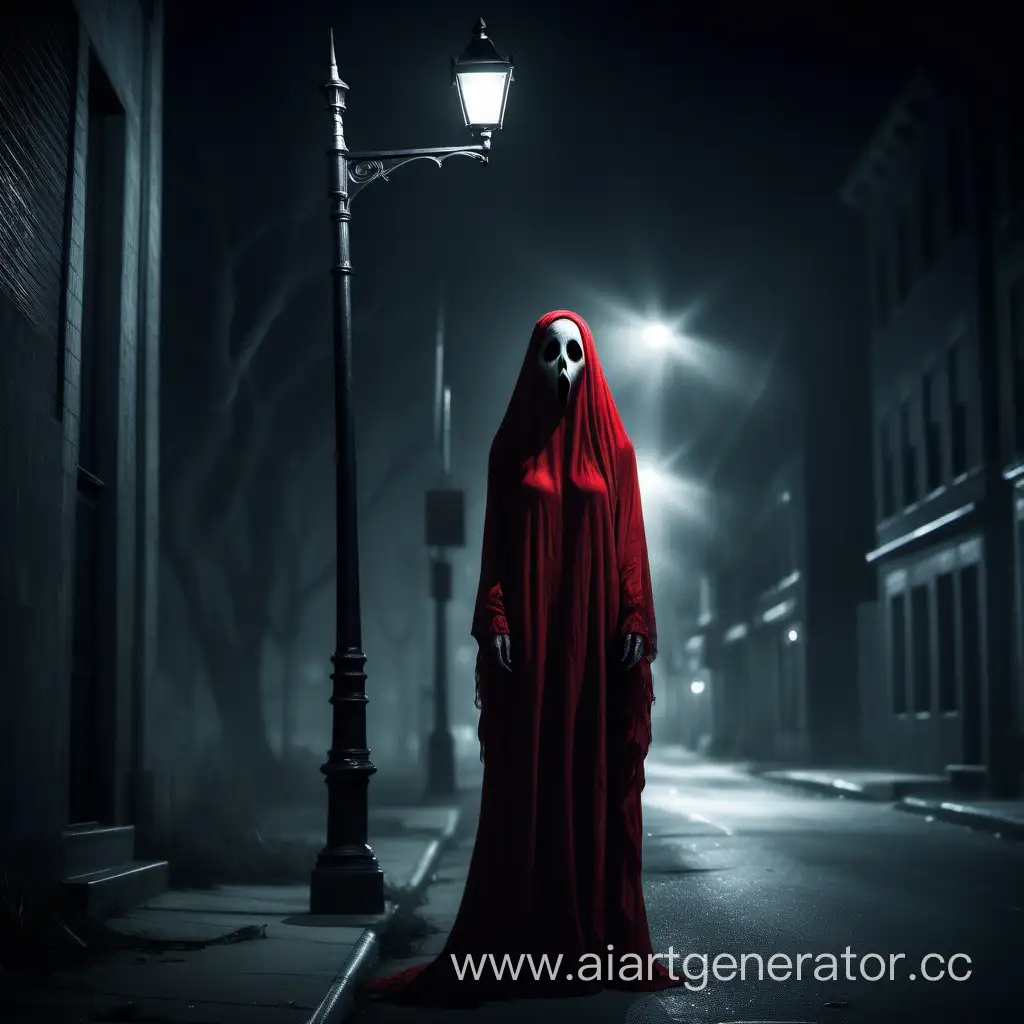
top-left (68, 52), bottom-right (125, 825)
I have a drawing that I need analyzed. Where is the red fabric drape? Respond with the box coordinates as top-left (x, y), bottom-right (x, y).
top-left (367, 310), bottom-right (681, 1004)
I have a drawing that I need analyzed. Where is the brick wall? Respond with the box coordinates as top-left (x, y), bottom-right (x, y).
top-left (0, 0), bottom-right (162, 881)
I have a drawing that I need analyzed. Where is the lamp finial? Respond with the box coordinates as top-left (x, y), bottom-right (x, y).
top-left (328, 29), bottom-right (347, 89)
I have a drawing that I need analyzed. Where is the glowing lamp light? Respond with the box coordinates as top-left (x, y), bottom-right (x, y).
top-left (787, 628), bottom-right (799, 643)
top-left (452, 18), bottom-right (514, 132)
top-left (641, 321), bottom-right (672, 350)
top-left (690, 679), bottom-right (705, 695)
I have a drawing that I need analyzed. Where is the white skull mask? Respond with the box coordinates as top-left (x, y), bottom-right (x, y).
top-left (537, 317), bottom-right (585, 409)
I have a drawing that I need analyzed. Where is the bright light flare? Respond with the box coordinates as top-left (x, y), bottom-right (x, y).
top-left (787, 628), bottom-right (799, 643)
top-left (690, 679), bottom-right (705, 695)
top-left (641, 321), bottom-right (673, 350)
top-left (520, 282), bottom-right (755, 395)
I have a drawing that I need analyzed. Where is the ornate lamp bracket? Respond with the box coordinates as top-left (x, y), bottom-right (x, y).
top-left (347, 136), bottom-right (491, 202)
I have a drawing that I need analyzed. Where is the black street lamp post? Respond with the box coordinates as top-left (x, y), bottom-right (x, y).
top-left (310, 19), bottom-right (514, 915)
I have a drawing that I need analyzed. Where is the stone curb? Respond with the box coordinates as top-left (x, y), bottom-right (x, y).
top-left (896, 796), bottom-right (1024, 841)
top-left (304, 806), bottom-right (462, 1024)
top-left (752, 769), bottom-right (893, 802)
top-left (753, 770), bottom-right (1024, 840)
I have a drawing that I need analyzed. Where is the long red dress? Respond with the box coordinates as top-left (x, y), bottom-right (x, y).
top-left (367, 310), bottom-right (682, 1004)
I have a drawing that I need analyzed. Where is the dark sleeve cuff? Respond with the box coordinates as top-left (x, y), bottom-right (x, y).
top-left (620, 609), bottom-right (648, 637)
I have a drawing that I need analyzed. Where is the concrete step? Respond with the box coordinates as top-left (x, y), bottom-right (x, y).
top-left (62, 859), bottom-right (169, 920)
top-left (946, 763), bottom-right (986, 796)
top-left (61, 823), bottom-right (136, 878)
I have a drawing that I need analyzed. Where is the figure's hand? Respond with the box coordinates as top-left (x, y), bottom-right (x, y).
top-left (492, 632), bottom-right (512, 673)
top-left (622, 633), bottom-right (645, 670)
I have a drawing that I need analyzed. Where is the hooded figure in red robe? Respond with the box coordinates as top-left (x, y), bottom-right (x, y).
top-left (367, 310), bottom-right (681, 1004)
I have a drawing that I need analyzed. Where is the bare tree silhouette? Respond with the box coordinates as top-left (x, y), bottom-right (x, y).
top-left (160, 160), bottom-right (428, 783)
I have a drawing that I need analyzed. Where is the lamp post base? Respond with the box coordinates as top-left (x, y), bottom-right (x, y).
top-left (426, 728), bottom-right (457, 797)
top-left (310, 851), bottom-right (385, 915)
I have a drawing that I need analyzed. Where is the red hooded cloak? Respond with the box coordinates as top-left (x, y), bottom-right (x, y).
top-left (367, 310), bottom-right (681, 1003)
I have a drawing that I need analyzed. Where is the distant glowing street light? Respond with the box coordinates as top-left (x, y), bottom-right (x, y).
top-left (691, 679), bottom-right (706, 695)
top-left (641, 321), bottom-right (673, 350)
top-left (312, 19), bottom-right (514, 917)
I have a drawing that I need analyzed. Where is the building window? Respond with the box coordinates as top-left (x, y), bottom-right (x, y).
top-left (919, 168), bottom-right (937, 269)
top-left (936, 571), bottom-right (956, 712)
top-left (896, 203), bottom-right (912, 302)
top-left (946, 120), bottom-right (967, 237)
top-left (910, 583), bottom-right (932, 713)
top-left (900, 397), bottom-right (919, 506)
top-left (880, 415), bottom-right (897, 518)
top-left (922, 369), bottom-right (943, 492)
top-left (874, 245), bottom-right (890, 328)
top-left (947, 340), bottom-right (969, 477)
top-left (890, 591), bottom-right (908, 714)
top-left (1010, 276), bottom-right (1024, 453)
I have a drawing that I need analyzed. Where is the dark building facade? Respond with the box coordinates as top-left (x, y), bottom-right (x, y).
top-left (700, 222), bottom-right (874, 765)
top-left (0, 0), bottom-right (165, 908)
top-left (710, 448), bottom-right (810, 764)
top-left (992, 57), bottom-right (1024, 795)
top-left (841, 63), bottom-right (1021, 796)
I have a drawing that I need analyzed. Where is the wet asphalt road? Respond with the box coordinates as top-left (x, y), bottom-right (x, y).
top-left (360, 752), bottom-right (1024, 1024)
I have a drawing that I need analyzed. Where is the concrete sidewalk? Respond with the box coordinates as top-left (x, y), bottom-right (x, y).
top-left (754, 765), bottom-right (1024, 840)
top-left (0, 801), bottom-right (462, 1024)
